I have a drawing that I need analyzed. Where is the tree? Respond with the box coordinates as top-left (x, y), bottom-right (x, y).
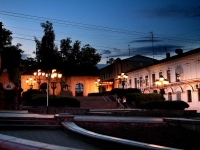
top-left (34, 21), bottom-right (61, 71)
top-left (33, 21), bottom-right (102, 75)
top-left (2, 43), bottom-right (24, 85)
top-left (2, 28), bottom-right (12, 47)
top-left (106, 57), bottom-right (121, 65)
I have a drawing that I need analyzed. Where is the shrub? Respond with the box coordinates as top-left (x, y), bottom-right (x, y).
top-left (109, 88), bottom-right (141, 96)
top-left (21, 89), bottom-right (44, 105)
top-left (138, 100), bottom-right (189, 110)
top-left (124, 93), bottom-right (163, 107)
top-left (31, 95), bottom-right (80, 107)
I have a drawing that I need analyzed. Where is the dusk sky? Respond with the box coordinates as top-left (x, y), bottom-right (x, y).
top-left (0, 0), bottom-right (200, 64)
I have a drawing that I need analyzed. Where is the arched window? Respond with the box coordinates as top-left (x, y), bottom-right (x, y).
top-left (75, 83), bottom-right (83, 96)
top-left (168, 92), bottom-right (172, 101)
top-left (175, 65), bottom-right (183, 82)
top-left (176, 91), bottom-right (181, 100)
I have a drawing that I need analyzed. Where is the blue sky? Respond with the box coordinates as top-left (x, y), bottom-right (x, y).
top-left (0, 0), bottom-right (200, 64)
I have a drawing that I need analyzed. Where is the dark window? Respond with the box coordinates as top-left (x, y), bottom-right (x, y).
top-left (159, 72), bottom-right (162, 77)
top-left (167, 70), bottom-right (171, 83)
top-left (168, 92), bottom-right (172, 101)
top-left (145, 75), bottom-right (149, 86)
top-left (187, 90), bottom-right (192, 102)
top-left (198, 89), bottom-right (200, 101)
top-left (140, 77), bottom-right (142, 87)
top-left (152, 74), bottom-right (155, 85)
top-left (134, 78), bottom-right (137, 88)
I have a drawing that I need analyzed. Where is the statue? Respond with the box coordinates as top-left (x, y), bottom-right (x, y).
top-left (60, 80), bottom-right (70, 91)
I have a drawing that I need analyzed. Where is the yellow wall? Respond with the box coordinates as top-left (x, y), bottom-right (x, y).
top-left (21, 75), bottom-right (99, 96)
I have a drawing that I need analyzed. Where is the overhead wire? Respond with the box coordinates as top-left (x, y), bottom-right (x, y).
top-left (1, 10), bottom-right (200, 59)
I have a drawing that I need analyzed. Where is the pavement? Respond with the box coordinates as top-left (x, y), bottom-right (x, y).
top-left (0, 110), bottom-right (180, 150)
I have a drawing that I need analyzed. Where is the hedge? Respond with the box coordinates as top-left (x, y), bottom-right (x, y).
top-left (109, 88), bottom-right (141, 96)
top-left (31, 94), bottom-right (80, 107)
top-left (138, 100), bottom-right (189, 110)
top-left (124, 93), bottom-right (163, 107)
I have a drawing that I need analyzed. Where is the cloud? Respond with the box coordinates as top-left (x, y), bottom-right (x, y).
top-left (131, 44), bottom-right (184, 56)
top-left (129, 39), bottom-right (162, 43)
top-left (101, 50), bottom-right (111, 54)
top-left (139, 4), bottom-right (200, 19)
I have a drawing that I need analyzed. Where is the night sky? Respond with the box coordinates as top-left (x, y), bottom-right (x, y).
top-left (0, 0), bottom-right (200, 64)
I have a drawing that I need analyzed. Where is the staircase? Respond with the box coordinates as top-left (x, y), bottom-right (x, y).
top-left (0, 115), bottom-right (62, 129)
top-left (75, 96), bottom-right (117, 109)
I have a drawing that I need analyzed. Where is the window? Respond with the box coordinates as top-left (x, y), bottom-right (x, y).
top-left (140, 77), bottom-right (142, 87)
top-left (145, 75), bottom-right (149, 86)
top-left (198, 89), bottom-right (200, 101)
top-left (176, 73), bottom-right (181, 82)
top-left (176, 91), bottom-right (181, 100)
top-left (152, 74), bottom-right (155, 85)
top-left (134, 78), bottom-right (137, 88)
top-left (168, 92), bottom-right (172, 101)
top-left (175, 65), bottom-right (183, 82)
top-left (187, 90), bottom-right (192, 102)
top-left (159, 72), bottom-right (162, 77)
top-left (167, 70), bottom-right (171, 83)
top-left (129, 79), bottom-right (132, 88)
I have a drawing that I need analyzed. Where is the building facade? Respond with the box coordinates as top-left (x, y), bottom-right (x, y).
top-left (21, 75), bottom-right (99, 97)
top-left (99, 55), bottom-right (156, 90)
top-left (127, 48), bottom-right (200, 112)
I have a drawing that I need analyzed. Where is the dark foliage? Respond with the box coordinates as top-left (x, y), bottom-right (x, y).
top-left (21, 89), bottom-right (44, 105)
top-left (31, 95), bottom-right (80, 107)
top-left (125, 93), bottom-right (163, 106)
top-left (109, 88), bottom-right (141, 96)
top-left (138, 100), bottom-right (189, 110)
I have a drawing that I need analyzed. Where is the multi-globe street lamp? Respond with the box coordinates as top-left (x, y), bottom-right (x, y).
top-left (26, 77), bottom-right (36, 89)
top-left (50, 69), bottom-right (62, 97)
top-left (33, 69), bottom-right (62, 113)
top-left (155, 75), bottom-right (169, 100)
top-left (118, 73), bottom-right (128, 89)
top-left (34, 69), bottom-right (45, 89)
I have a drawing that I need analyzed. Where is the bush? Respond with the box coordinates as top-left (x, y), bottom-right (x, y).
top-left (138, 100), bottom-right (189, 110)
top-left (31, 95), bottom-right (80, 107)
top-left (21, 89), bottom-right (44, 105)
top-left (109, 88), bottom-right (141, 96)
top-left (124, 93), bottom-right (163, 107)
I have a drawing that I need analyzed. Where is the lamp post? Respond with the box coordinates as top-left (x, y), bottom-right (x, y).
top-left (33, 69), bottom-right (62, 114)
top-left (34, 69), bottom-right (45, 89)
top-left (50, 69), bottom-right (62, 97)
top-left (26, 77), bottom-right (36, 89)
top-left (95, 78), bottom-right (101, 93)
top-left (155, 75), bottom-right (169, 100)
top-left (118, 73), bottom-right (128, 89)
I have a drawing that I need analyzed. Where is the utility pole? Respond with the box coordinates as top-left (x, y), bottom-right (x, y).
top-left (150, 31), bottom-right (154, 61)
top-left (0, 22), bottom-right (2, 50)
top-left (0, 22), bottom-right (3, 72)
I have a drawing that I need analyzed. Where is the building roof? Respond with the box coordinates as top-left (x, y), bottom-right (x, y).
top-left (127, 48), bottom-right (200, 73)
top-left (123, 54), bottom-right (157, 62)
top-left (100, 54), bottom-right (157, 70)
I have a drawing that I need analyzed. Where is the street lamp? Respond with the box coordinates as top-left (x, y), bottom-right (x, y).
top-left (49, 69), bottom-right (62, 97)
top-left (34, 69), bottom-right (62, 114)
top-left (155, 75), bottom-right (169, 100)
top-left (33, 69), bottom-right (45, 89)
top-left (118, 73), bottom-right (128, 89)
top-left (95, 78), bottom-right (101, 93)
top-left (26, 77), bottom-right (36, 89)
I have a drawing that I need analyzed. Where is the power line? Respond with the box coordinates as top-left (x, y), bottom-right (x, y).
top-left (1, 10), bottom-right (199, 44)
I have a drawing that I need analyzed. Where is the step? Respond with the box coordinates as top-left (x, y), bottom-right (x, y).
top-left (0, 124), bottom-right (62, 129)
top-left (0, 120), bottom-right (60, 125)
